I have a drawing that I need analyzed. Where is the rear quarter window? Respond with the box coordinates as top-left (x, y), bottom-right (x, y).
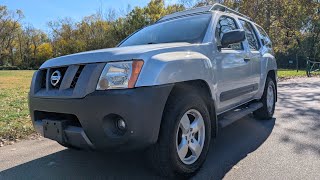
top-left (256, 26), bottom-right (272, 48)
top-left (239, 19), bottom-right (260, 50)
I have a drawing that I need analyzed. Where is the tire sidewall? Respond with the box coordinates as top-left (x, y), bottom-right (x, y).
top-left (167, 94), bottom-right (211, 175)
top-left (265, 78), bottom-right (276, 117)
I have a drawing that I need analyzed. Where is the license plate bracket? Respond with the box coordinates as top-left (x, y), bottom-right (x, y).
top-left (43, 120), bottom-right (69, 143)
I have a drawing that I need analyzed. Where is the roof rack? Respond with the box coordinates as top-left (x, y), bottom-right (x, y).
top-left (210, 4), bottom-right (252, 20)
top-left (157, 3), bottom-right (252, 23)
top-left (157, 5), bottom-right (212, 23)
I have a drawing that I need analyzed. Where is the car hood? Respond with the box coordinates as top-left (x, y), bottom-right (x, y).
top-left (40, 42), bottom-right (197, 69)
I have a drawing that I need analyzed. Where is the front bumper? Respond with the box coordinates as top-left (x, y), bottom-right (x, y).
top-left (29, 85), bottom-right (173, 151)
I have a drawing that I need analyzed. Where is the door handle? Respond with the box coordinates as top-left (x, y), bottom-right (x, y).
top-left (244, 58), bottom-right (251, 62)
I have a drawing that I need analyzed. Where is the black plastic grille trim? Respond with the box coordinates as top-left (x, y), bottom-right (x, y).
top-left (70, 65), bottom-right (85, 88)
top-left (40, 70), bottom-right (47, 89)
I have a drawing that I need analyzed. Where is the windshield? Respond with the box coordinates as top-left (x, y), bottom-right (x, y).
top-left (119, 14), bottom-right (212, 47)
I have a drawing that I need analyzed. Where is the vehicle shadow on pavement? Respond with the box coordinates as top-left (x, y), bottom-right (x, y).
top-left (0, 117), bottom-right (275, 180)
top-left (276, 80), bottom-right (320, 156)
top-left (193, 117), bottom-right (275, 180)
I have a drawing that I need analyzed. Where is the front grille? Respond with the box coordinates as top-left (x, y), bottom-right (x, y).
top-left (32, 63), bottom-right (105, 99)
top-left (40, 70), bottom-right (47, 89)
top-left (40, 65), bottom-right (84, 90)
top-left (70, 65), bottom-right (84, 88)
top-left (50, 67), bottom-right (68, 89)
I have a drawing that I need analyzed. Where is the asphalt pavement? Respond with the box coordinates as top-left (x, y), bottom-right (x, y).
top-left (0, 77), bottom-right (319, 180)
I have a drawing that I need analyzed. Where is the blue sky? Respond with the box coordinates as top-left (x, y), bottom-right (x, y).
top-left (2, 0), bottom-right (179, 32)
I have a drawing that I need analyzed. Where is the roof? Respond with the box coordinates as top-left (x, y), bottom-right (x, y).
top-left (157, 3), bottom-right (252, 23)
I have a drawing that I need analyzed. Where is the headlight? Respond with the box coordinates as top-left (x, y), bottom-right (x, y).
top-left (96, 60), bottom-right (144, 90)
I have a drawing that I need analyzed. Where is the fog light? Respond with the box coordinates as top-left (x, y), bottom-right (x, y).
top-left (117, 119), bottom-right (126, 130)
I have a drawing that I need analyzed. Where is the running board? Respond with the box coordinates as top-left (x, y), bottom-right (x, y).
top-left (218, 102), bottom-right (263, 128)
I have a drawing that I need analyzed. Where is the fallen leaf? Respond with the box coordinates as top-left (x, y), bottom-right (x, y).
top-left (233, 165), bottom-right (240, 170)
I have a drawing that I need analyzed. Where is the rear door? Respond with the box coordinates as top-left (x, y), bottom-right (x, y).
top-left (238, 19), bottom-right (262, 95)
top-left (214, 15), bottom-right (253, 112)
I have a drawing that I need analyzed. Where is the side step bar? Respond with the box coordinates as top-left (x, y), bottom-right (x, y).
top-left (218, 102), bottom-right (263, 128)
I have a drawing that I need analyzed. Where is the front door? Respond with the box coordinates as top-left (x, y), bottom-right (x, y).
top-left (214, 15), bottom-right (254, 112)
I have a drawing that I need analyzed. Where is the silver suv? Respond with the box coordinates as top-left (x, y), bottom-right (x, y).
top-left (29, 4), bottom-right (277, 178)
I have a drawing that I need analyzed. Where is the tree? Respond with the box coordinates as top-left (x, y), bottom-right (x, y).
top-left (1, 1), bottom-right (319, 69)
top-left (36, 43), bottom-right (53, 66)
top-left (181, 0), bottom-right (320, 67)
top-left (0, 6), bottom-right (23, 66)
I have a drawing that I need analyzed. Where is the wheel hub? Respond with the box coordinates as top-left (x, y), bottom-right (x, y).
top-left (267, 83), bottom-right (275, 114)
top-left (176, 109), bottom-right (205, 165)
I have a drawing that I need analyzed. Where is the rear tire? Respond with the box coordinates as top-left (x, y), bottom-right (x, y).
top-left (253, 77), bottom-right (276, 120)
top-left (147, 90), bottom-right (211, 178)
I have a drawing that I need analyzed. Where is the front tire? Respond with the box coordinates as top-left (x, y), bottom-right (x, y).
top-left (253, 77), bottom-right (276, 120)
top-left (147, 90), bottom-right (211, 178)
top-left (57, 142), bottom-right (80, 150)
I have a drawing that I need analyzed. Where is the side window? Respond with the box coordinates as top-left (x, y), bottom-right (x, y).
top-left (256, 26), bottom-right (272, 48)
top-left (239, 19), bottom-right (260, 50)
top-left (215, 16), bottom-right (242, 50)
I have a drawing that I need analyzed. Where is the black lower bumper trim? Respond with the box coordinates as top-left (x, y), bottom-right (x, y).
top-left (29, 84), bottom-right (173, 151)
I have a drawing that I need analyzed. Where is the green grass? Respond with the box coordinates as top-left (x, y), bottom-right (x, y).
top-left (0, 70), bottom-right (35, 141)
top-left (278, 69), bottom-right (307, 78)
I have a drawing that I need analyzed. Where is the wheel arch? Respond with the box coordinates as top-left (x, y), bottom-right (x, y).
top-left (159, 80), bottom-right (218, 140)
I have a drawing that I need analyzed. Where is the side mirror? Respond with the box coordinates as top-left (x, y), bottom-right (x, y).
top-left (221, 30), bottom-right (246, 48)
